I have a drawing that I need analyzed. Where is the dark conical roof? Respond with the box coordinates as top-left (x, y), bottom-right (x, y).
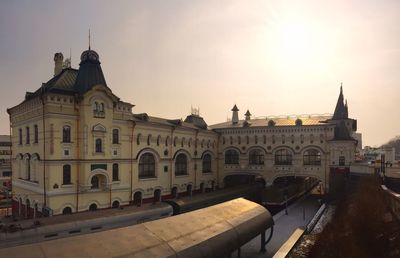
top-left (231, 104), bottom-right (239, 111)
top-left (74, 49), bottom-right (108, 94)
top-left (332, 86), bottom-right (348, 120)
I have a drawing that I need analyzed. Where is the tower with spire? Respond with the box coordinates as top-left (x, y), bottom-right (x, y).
top-left (332, 84), bottom-right (348, 120)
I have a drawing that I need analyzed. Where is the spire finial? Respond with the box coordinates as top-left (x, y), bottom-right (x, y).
top-left (88, 29), bottom-right (91, 50)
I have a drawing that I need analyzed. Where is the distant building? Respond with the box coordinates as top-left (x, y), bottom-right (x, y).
top-left (361, 146), bottom-right (396, 164)
top-left (7, 47), bottom-right (358, 218)
top-left (0, 135), bottom-right (12, 191)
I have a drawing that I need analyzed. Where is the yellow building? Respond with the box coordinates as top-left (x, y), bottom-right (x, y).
top-left (8, 47), bottom-right (357, 218)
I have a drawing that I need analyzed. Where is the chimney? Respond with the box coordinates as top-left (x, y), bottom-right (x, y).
top-left (54, 52), bottom-right (64, 76)
top-left (245, 110), bottom-right (251, 121)
top-left (231, 105), bottom-right (239, 124)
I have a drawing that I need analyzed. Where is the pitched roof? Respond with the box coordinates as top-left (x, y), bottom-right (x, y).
top-left (132, 114), bottom-right (211, 131)
top-left (210, 115), bottom-right (332, 129)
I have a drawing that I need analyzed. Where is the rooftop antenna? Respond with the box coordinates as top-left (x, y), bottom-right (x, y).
top-left (88, 29), bottom-right (91, 50)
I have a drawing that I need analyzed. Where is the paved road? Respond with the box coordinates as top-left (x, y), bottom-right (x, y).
top-left (237, 194), bottom-right (321, 258)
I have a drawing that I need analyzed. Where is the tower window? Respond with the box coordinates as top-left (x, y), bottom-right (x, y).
top-left (62, 126), bottom-right (71, 143)
top-left (63, 165), bottom-right (71, 185)
top-left (112, 129), bottom-right (119, 144)
top-left (112, 163), bottom-right (119, 181)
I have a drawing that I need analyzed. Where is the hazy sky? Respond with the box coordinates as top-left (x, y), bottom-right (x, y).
top-left (1, 0), bottom-right (399, 147)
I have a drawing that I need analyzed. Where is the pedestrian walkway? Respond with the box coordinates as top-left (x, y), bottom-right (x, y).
top-left (238, 194), bottom-right (321, 258)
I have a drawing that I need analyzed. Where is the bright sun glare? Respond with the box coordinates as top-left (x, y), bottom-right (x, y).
top-left (266, 16), bottom-right (336, 79)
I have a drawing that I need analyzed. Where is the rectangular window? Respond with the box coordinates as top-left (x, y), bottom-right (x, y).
top-left (18, 128), bottom-right (22, 145)
top-left (112, 129), bottom-right (119, 144)
top-left (26, 127), bottom-right (30, 144)
top-left (112, 163), bottom-right (119, 181)
top-left (63, 165), bottom-right (71, 185)
top-left (62, 126), bottom-right (71, 143)
top-left (64, 149), bottom-right (70, 156)
top-left (34, 125), bottom-right (38, 143)
top-left (90, 164), bottom-right (107, 171)
top-left (3, 171), bottom-right (11, 177)
top-left (339, 156), bottom-right (345, 166)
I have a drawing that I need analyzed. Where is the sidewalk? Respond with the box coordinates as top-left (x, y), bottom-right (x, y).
top-left (238, 194), bottom-right (321, 258)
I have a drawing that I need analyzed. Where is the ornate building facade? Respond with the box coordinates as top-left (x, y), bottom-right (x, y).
top-left (8, 47), bottom-right (357, 217)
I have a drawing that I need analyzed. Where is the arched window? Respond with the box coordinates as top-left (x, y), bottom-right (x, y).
top-left (34, 125), bottom-right (38, 143)
top-left (222, 137), bottom-right (225, 145)
top-left (112, 200), bottom-right (120, 208)
top-left (112, 129), bottom-right (119, 144)
top-left (275, 149), bottom-right (292, 165)
top-left (154, 189), bottom-right (161, 203)
top-left (165, 136), bottom-right (169, 146)
top-left (95, 138), bottom-right (102, 153)
top-left (147, 135), bottom-right (152, 146)
top-left (139, 153), bottom-right (156, 178)
top-left (157, 135), bottom-right (161, 146)
top-left (246, 136), bottom-right (249, 144)
top-left (62, 126), bottom-right (71, 143)
top-left (263, 135), bottom-right (266, 144)
top-left (171, 187), bottom-right (178, 198)
top-left (93, 102), bottom-right (99, 111)
top-left (249, 149), bottom-right (264, 165)
top-left (137, 134), bottom-right (141, 145)
top-left (225, 149), bottom-right (239, 164)
top-left (238, 136), bottom-right (241, 145)
top-left (62, 207), bottom-right (72, 215)
top-left (255, 135), bottom-right (258, 144)
top-left (24, 155), bottom-right (31, 180)
top-left (112, 163), bottom-right (119, 181)
top-left (89, 203), bottom-right (97, 211)
top-left (63, 164), bottom-right (71, 185)
top-left (100, 103), bottom-right (104, 112)
top-left (175, 153), bottom-right (188, 176)
top-left (303, 149), bottom-right (321, 165)
top-left (173, 137), bottom-right (177, 147)
top-left (91, 175), bottom-right (99, 189)
top-left (202, 154), bottom-right (212, 173)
